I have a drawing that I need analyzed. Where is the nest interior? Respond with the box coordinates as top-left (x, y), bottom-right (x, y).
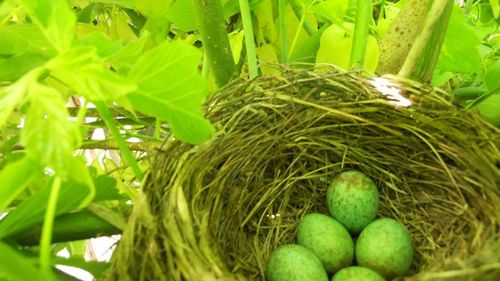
top-left (104, 68), bottom-right (500, 281)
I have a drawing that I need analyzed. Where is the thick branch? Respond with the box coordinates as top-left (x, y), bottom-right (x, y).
top-left (193, 0), bottom-right (236, 87)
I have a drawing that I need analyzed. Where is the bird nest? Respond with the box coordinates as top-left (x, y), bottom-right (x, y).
top-left (103, 67), bottom-right (500, 281)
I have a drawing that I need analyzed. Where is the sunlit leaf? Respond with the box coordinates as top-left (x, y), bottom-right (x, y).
top-left (0, 156), bottom-right (39, 212)
top-left (0, 24), bottom-right (53, 56)
top-left (316, 23), bottom-right (378, 72)
top-left (0, 52), bottom-right (46, 82)
top-left (314, 0), bottom-right (349, 23)
top-left (0, 241), bottom-right (56, 281)
top-left (436, 5), bottom-right (481, 74)
top-left (0, 168), bottom-right (94, 238)
top-left (484, 59), bottom-right (500, 93)
top-left (475, 93), bottom-right (500, 126)
top-left (127, 40), bottom-right (215, 144)
top-left (0, 67), bottom-right (44, 128)
top-left (21, 85), bottom-right (80, 177)
top-left (16, 0), bottom-right (76, 52)
top-left (46, 47), bottom-right (137, 100)
top-left (167, 0), bottom-right (198, 32)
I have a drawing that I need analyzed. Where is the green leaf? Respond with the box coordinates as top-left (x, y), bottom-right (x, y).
top-left (21, 85), bottom-right (80, 177)
top-left (93, 175), bottom-right (122, 202)
top-left (0, 52), bottom-right (46, 82)
top-left (167, 0), bottom-right (198, 32)
top-left (0, 173), bottom-right (93, 239)
top-left (134, 0), bottom-right (170, 16)
top-left (222, 0), bottom-right (263, 18)
top-left (0, 24), bottom-right (53, 56)
top-left (313, 0), bottom-right (349, 23)
top-left (76, 32), bottom-right (124, 60)
top-left (127, 40), bottom-right (215, 144)
top-left (316, 23), bottom-right (379, 72)
top-left (475, 93), bottom-right (500, 126)
top-left (289, 25), bottom-right (326, 63)
top-left (436, 5), bottom-right (481, 74)
top-left (484, 59), bottom-right (500, 93)
top-left (46, 47), bottom-right (137, 100)
top-left (0, 67), bottom-right (44, 127)
top-left (0, 156), bottom-right (39, 211)
top-left (0, 241), bottom-right (56, 281)
top-left (52, 256), bottom-right (109, 278)
top-left (16, 0), bottom-right (76, 52)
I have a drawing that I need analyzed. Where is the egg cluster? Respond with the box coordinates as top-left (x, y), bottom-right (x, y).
top-left (266, 170), bottom-right (414, 281)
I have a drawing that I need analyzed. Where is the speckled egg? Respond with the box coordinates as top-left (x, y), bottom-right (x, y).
top-left (297, 213), bottom-right (354, 273)
top-left (331, 266), bottom-right (386, 281)
top-left (327, 170), bottom-right (379, 234)
top-left (265, 244), bottom-right (329, 281)
top-left (355, 218), bottom-right (413, 279)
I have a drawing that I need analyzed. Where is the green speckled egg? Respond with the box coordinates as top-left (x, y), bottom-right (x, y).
top-left (331, 266), bottom-right (386, 281)
top-left (266, 244), bottom-right (329, 281)
top-left (297, 213), bottom-right (354, 273)
top-left (327, 170), bottom-right (379, 234)
top-left (355, 218), bottom-right (413, 279)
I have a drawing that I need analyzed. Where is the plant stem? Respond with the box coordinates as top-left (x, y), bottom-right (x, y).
top-left (350, 0), bottom-right (372, 69)
top-left (39, 176), bottom-right (62, 273)
top-left (278, 0), bottom-right (288, 63)
top-left (399, 0), bottom-right (453, 81)
top-left (289, 0), bottom-right (315, 35)
top-left (193, 0), bottom-right (236, 87)
top-left (95, 101), bottom-right (144, 181)
top-left (239, 0), bottom-right (258, 79)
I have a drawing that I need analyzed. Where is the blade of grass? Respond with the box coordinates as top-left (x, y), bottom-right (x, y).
top-left (350, 0), bottom-right (372, 69)
top-left (278, 0), bottom-right (288, 63)
top-left (239, 0), bottom-right (258, 78)
top-left (95, 101), bottom-right (144, 181)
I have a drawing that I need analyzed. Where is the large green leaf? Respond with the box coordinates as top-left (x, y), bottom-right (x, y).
top-left (21, 85), bottom-right (81, 177)
top-left (313, 0), bottom-right (349, 23)
top-left (0, 241), bottom-right (56, 281)
top-left (435, 5), bottom-right (481, 74)
top-left (46, 47), bottom-right (137, 101)
top-left (316, 23), bottom-right (379, 72)
top-left (127, 40), bottom-right (215, 144)
top-left (16, 0), bottom-right (76, 52)
top-left (0, 52), bottom-right (46, 82)
top-left (0, 162), bottom-right (94, 238)
top-left (0, 156), bottom-right (39, 212)
top-left (484, 59), bottom-right (500, 93)
top-left (0, 67), bottom-right (44, 128)
top-left (0, 24), bottom-right (53, 56)
top-left (167, 0), bottom-right (197, 32)
top-left (475, 93), bottom-right (500, 126)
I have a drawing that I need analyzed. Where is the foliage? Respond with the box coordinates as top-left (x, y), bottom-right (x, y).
top-left (0, 0), bottom-right (498, 280)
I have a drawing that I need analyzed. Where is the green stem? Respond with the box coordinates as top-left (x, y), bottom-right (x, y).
top-left (75, 100), bottom-right (88, 125)
top-left (239, 0), bottom-right (258, 79)
top-left (39, 177), bottom-right (62, 273)
top-left (95, 101), bottom-right (144, 181)
top-left (350, 0), bottom-right (372, 69)
top-left (193, 0), bottom-right (236, 87)
top-left (289, 0), bottom-right (315, 35)
top-left (398, 0), bottom-right (453, 81)
top-left (154, 119), bottom-right (161, 140)
top-left (278, 0), bottom-right (288, 63)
